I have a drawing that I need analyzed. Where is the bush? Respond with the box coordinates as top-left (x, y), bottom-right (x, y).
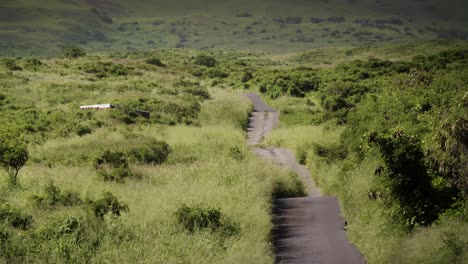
top-left (312, 142), bottom-right (348, 163)
top-left (62, 45), bottom-right (86, 59)
top-left (241, 71), bottom-right (254, 83)
top-left (146, 57), bottom-right (165, 67)
top-left (90, 191), bottom-right (129, 220)
top-left (175, 204), bottom-right (240, 236)
top-left (94, 150), bottom-right (131, 182)
top-left (76, 126), bottom-right (92, 137)
top-left (272, 173), bottom-right (307, 198)
top-left (32, 182), bottom-right (82, 208)
top-left (1, 59), bottom-right (21, 71)
top-left (0, 203), bottom-right (33, 230)
top-left (229, 145), bottom-right (245, 161)
top-left (80, 61), bottom-right (130, 78)
top-left (194, 54), bottom-right (217, 67)
top-left (205, 68), bottom-right (229, 78)
top-left (128, 140), bottom-right (171, 165)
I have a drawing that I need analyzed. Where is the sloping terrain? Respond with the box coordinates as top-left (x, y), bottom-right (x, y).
top-left (1, 0), bottom-right (468, 55)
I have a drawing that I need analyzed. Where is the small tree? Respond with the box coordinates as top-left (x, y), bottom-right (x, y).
top-left (62, 45), bottom-right (86, 59)
top-left (0, 137), bottom-right (28, 186)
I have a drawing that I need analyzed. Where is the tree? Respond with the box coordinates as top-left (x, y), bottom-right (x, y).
top-left (0, 136), bottom-right (28, 186)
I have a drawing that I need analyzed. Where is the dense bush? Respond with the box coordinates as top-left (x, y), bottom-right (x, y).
top-left (80, 61), bottom-right (130, 78)
top-left (90, 191), bottom-right (129, 220)
top-left (257, 69), bottom-right (321, 98)
top-left (32, 182), bottom-right (82, 208)
top-left (94, 150), bottom-right (131, 182)
top-left (0, 203), bottom-right (32, 230)
top-left (272, 173), bottom-right (307, 198)
top-left (128, 140), bottom-right (171, 165)
top-left (62, 45), bottom-right (86, 59)
top-left (175, 204), bottom-right (240, 236)
top-left (194, 54), bottom-right (217, 67)
top-left (1, 59), bottom-right (21, 71)
top-left (146, 57), bottom-right (165, 67)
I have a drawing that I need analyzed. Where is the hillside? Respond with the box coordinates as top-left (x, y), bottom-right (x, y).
top-left (1, 0), bottom-right (468, 55)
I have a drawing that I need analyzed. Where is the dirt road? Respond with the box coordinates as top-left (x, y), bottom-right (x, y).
top-left (244, 93), bottom-right (365, 264)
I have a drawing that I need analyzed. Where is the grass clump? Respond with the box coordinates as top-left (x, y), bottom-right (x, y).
top-left (94, 150), bottom-right (132, 183)
top-left (127, 140), bottom-right (171, 165)
top-left (175, 203), bottom-right (240, 237)
top-left (89, 191), bottom-right (129, 220)
top-left (272, 172), bottom-right (307, 198)
top-left (0, 203), bottom-right (33, 230)
top-left (31, 182), bottom-right (82, 209)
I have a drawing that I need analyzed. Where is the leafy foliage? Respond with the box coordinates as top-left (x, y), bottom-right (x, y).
top-left (0, 131), bottom-right (28, 185)
top-left (194, 54), bottom-right (217, 67)
top-left (175, 204), bottom-right (240, 236)
top-left (90, 192), bottom-right (129, 220)
top-left (62, 45), bottom-right (86, 59)
top-left (32, 182), bottom-right (82, 208)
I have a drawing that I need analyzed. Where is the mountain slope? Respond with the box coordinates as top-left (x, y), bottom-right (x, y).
top-left (1, 0), bottom-right (468, 55)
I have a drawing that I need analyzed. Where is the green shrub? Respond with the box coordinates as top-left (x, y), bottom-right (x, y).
top-left (62, 45), bottom-right (86, 59)
top-left (229, 145), bottom-right (245, 161)
top-left (175, 204), bottom-right (240, 236)
top-left (194, 54), bottom-right (217, 67)
top-left (23, 58), bottom-right (43, 70)
top-left (76, 126), bottom-right (92, 136)
top-left (1, 59), bottom-right (21, 71)
top-left (94, 150), bottom-right (131, 182)
top-left (32, 182), bottom-right (82, 208)
top-left (205, 68), bottom-right (229, 78)
top-left (128, 140), bottom-right (171, 165)
top-left (146, 57), bottom-right (165, 67)
top-left (272, 173), bottom-right (307, 198)
top-left (241, 71), bottom-right (254, 83)
top-left (312, 142), bottom-right (348, 163)
top-left (0, 203), bottom-right (33, 230)
top-left (80, 61), bottom-right (130, 78)
top-left (90, 191), bottom-right (129, 220)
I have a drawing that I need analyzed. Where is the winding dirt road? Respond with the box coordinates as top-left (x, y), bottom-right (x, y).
top-left (244, 93), bottom-right (365, 264)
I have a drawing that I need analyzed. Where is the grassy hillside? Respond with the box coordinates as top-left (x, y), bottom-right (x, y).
top-left (0, 49), bottom-right (312, 263)
top-left (1, 0), bottom-right (468, 56)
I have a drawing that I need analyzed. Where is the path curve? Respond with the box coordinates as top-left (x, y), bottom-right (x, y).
top-left (244, 93), bottom-right (365, 264)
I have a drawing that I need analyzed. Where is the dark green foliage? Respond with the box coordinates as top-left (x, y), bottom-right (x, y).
top-left (146, 57), bottom-right (165, 67)
top-left (23, 58), bottom-right (43, 70)
top-left (229, 145), bottom-right (245, 161)
top-left (175, 204), bottom-right (240, 236)
top-left (128, 140), bottom-right (171, 165)
top-left (241, 71), bottom-right (254, 83)
top-left (204, 68), bottom-right (229, 78)
top-left (32, 182), bottom-right (82, 208)
top-left (80, 61), bottom-right (130, 78)
top-left (62, 45), bottom-right (86, 59)
top-left (76, 125), bottom-right (92, 136)
top-left (312, 142), bottom-right (348, 164)
top-left (257, 68), bottom-right (321, 98)
top-left (369, 132), bottom-right (458, 228)
top-left (1, 59), bottom-right (21, 71)
top-left (272, 173), bottom-right (307, 198)
top-left (94, 150), bottom-right (131, 182)
top-left (0, 203), bottom-right (32, 230)
top-left (0, 131), bottom-right (29, 185)
top-left (194, 54), bottom-right (217, 67)
top-left (90, 192), bottom-right (129, 220)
